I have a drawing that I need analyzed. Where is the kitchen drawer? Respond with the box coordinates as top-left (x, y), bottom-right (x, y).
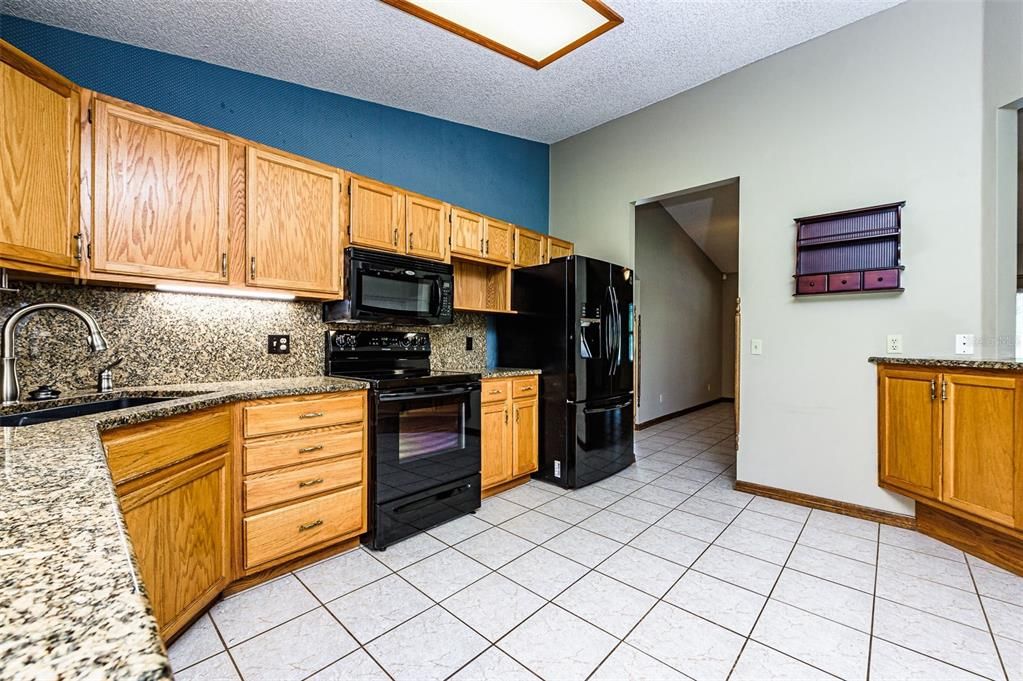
top-left (512, 376), bottom-right (539, 399)
top-left (796, 274), bottom-right (827, 294)
top-left (481, 379), bottom-right (510, 404)
top-left (827, 272), bottom-right (862, 292)
top-left (243, 392), bottom-right (365, 438)
top-left (105, 407), bottom-right (230, 485)
top-left (243, 426), bottom-right (364, 474)
top-left (243, 486), bottom-right (364, 569)
top-left (863, 268), bottom-right (901, 290)
top-left (244, 456), bottom-right (363, 512)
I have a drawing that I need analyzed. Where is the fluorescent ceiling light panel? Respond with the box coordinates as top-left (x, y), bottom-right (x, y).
top-left (155, 284), bottom-right (296, 301)
top-left (382, 0), bottom-right (623, 69)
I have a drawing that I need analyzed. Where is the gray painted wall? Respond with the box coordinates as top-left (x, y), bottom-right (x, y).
top-left (635, 204), bottom-right (723, 423)
top-left (721, 274), bottom-right (739, 398)
top-left (551, 0), bottom-right (1021, 513)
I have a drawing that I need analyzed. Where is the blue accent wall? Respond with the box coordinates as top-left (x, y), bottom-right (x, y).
top-left (0, 15), bottom-right (549, 232)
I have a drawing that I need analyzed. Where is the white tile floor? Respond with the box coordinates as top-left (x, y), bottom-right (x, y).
top-left (169, 403), bottom-right (1023, 681)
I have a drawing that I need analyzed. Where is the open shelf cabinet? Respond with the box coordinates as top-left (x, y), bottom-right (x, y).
top-left (793, 201), bottom-right (905, 296)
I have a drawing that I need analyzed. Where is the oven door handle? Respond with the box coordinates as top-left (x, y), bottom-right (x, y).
top-left (377, 385), bottom-right (479, 402)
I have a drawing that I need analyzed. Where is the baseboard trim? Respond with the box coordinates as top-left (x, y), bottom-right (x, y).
top-left (916, 503), bottom-right (1023, 576)
top-left (636, 398), bottom-right (733, 431)
top-left (734, 480), bottom-right (916, 529)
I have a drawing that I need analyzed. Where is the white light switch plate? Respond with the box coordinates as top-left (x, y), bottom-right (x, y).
top-left (955, 334), bottom-right (975, 355)
top-left (886, 334), bottom-right (903, 354)
top-left (751, 339), bottom-right (763, 355)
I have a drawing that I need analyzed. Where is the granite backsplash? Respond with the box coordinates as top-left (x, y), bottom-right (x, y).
top-left (0, 283), bottom-right (488, 392)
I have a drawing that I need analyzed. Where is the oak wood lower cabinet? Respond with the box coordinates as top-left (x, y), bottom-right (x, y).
top-left (236, 391), bottom-right (368, 574)
top-left (103, 407), bottom-right (231, 641)
top-left (876, 362), bottom-right (1023, 573)
top-left (1, 41), bottom-right (80, 276)
top-left (481, 376), bottom-right (540, 495)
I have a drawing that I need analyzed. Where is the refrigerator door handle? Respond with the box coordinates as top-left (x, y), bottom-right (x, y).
top-left (583, 398), bottom-right (633, 414)
top-left (604, 285), bottom-right (614, 366)
top-left (609, 284), bottom-right (621, 376)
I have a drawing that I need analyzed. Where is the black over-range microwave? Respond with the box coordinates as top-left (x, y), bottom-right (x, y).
top-left (323, 248), bottom-right (454, 325)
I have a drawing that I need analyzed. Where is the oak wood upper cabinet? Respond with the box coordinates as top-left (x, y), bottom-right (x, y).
top-left (878, 367), bottom-right (941, 500)
top-left (450, 207), bottom-right (485, 259)
top-left (247, 147), bottom-right (341, 295)
top-left (348, 175), bottom-right (402, 253)
top-left (942, 373), bottom-right (1022, 528)
top-left (1, 41), bottom-right (80, 275)
top-left (483, 218), bottom-right (513, 265)
top-left (104, 408), bottom-right (231, 641)
top-left (481, 399), bottom-right (511, 490)
top-left (547, 236), bottom-right (574, 262)
top-left (405, 193), bottom-right (447, 262)
top-left (92, 97), bottom-right (230, 283)
top-left (514, 228), bottom-right (545, 268)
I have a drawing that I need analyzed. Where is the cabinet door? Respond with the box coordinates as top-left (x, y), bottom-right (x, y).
top-left (405, 194), bottom-right (447, 261)
top-left (547, 237), bottom-right (574, 262)
top-left (247, 147), bottom-right (341, 294)
top-left (120, 453), bottom-right (229, 640)
top-left (512, 398), bottom-right (539, 477)
top-left (349, 176), bottom-right (402, 253)
top-left (481, 401), bottom-right (510, 489)
top-left (878, 367), bottom-right (941, 500)
top-left (1, 43), bottom-right (79, 274)
top-left (942, 373), bottom-right (1021, 527)
top-left (483, 218), bottom-right (513, 265)
top-left (92, 98), bottom-right (230, 282)
top-left (514, 228), bottom-right (544, 268)
top-left (450, 208), bottom-right (484, 258)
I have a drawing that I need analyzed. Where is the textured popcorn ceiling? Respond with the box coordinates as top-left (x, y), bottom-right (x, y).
top-left (5, 0), bottom-right (903, 142)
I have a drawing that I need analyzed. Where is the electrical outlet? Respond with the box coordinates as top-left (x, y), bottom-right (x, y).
top-left (955, 334), bottom-right (975, 355)
top-left (750, 339), bottom-right (763, 355)
top-left (465, 336), bottom-right (473, 351)
top-left (886, 334), bottom-right (903, 354)
top-left (268, 334), bottom-right (290, 355)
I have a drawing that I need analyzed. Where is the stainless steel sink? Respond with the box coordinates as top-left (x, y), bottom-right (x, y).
top-left (0, 396), bottom-right (177, 427)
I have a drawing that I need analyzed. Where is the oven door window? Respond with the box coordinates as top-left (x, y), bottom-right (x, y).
top-left (357, 270), bottom-right (437, 318)
top-left (399, 401), bottom-right (465, 463)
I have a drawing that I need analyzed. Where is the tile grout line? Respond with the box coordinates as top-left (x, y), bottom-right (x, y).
top-left (865, 514), bottom-right (881, 681)
top-left (965, 558), bottom-right (1012, 681)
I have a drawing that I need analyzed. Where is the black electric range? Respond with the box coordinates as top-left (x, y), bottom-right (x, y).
top-left (325, 330), bottom-right (482, 549)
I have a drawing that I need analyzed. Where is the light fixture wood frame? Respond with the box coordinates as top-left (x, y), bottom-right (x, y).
top-left (380, 0), bottom-right (623, 69)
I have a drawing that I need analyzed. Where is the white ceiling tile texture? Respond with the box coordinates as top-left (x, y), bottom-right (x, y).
top-left (5, 0), bottom-right (903, 142)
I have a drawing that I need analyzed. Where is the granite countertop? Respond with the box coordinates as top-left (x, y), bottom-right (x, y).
top-left (868, 355), bottom-right (1023, 371)
top-left (479, 368), bottom-right (542, 378)
top-left (0, 376), bottom-right (368, 681)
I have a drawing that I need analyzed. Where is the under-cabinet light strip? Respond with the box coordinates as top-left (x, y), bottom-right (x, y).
top-left (154, 284), bottom-right (296, 301)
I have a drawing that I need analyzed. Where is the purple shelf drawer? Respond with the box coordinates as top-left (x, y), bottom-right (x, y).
top-left (828, 272), bottom-right (862, 292)
top-left (863, 268), bottom-right (901, 290)
top-left (797, 274), bottom-right (827, 294)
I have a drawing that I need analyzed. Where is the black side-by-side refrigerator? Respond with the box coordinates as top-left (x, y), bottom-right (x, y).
top-left (497, 255), bottom-right (635, 488)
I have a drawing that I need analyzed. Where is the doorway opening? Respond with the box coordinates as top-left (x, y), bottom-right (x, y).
top-left (632, 178), bottom-right (740, 438)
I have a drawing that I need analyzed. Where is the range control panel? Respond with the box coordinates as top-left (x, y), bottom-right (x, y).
top-left (327, 330), bottom-right (431, 353)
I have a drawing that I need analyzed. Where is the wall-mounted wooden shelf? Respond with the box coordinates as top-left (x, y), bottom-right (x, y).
top-left (793, 202), bottom-right (905, 297)
top-left (452, 256), bottom-right (512, 313)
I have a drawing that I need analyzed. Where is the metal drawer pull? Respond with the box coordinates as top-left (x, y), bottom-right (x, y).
top-left (299, 411), bottom-right (325, 419)
top-left (488, 389), bottom-right (502, 395)
top-left (298, 445), bottom-right (324, 453)
top-left (299, 519), bottom-right (324, 531)
top-left (299, 478), bottom-right (324, 488)
top-left (521, 386), bottom-right (533, 391)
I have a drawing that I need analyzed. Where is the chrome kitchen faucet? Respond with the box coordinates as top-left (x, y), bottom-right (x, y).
top-left (1, 303), bottom-right (109, 405)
